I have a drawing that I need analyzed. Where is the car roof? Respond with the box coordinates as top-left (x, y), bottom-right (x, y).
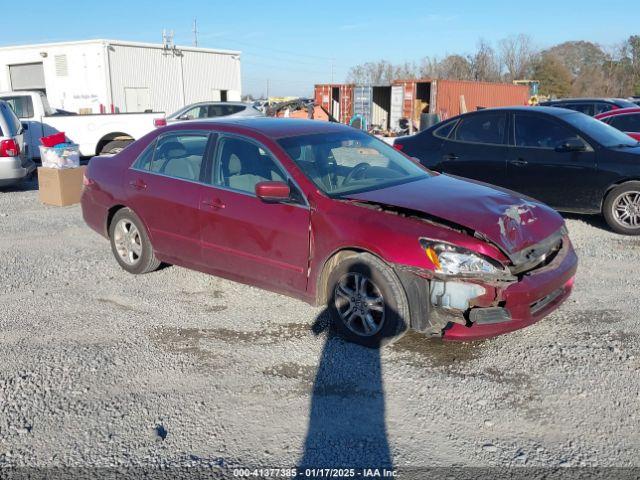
top-left (542, 97), bottom-right (632, 104)
top-left (459, 106), bottom-right (579, 116)
top-left (161, 117), bottom-right (356, 139)
top-left (595, 107), bottom-right (640, 119)
top-left (181, 101), bottom-right (251, 108)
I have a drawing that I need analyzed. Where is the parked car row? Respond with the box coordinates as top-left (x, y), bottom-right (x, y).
top-left (595, 107), bottom-right (640, 141)
top-left (394, 106), bottom-right (640, 235)
top-left (539, 97), bottom-right (637, 116)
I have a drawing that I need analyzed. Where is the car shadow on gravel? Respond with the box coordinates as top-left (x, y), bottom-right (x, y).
top-left (297, 309), bottom-right (394, 474)
top-left (0, 174), bottom-right (38, 193)
top-left (562, 212), bottom-right (610, 232)
top-left (298, 262), bottom-right (402, 474)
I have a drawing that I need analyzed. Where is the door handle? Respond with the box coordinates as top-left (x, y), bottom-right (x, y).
top-left (443, 154), bottom-right (459, 161)
top-left (201, 198), bottom-right (226, 210)
top-left (128, 179), bottom-right (147, 190)
top-left (509, 159), bottom-right (528, 167)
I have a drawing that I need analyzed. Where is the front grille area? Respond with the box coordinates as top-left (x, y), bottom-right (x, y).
top-left (509, 229), bottom-right (565, 276)
top-left (530, 287), bottom-right (565, 315)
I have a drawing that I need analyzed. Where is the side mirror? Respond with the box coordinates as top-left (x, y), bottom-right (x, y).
top-left (255, 181), bottom-right (290, 202)
top-left (178, 114), bottom-right (190, 121)
top-left (555, 138), bottom-right (586, 153)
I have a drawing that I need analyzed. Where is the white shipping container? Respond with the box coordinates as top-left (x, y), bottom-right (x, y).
top-left (0, 39), bottom-right (242, 115)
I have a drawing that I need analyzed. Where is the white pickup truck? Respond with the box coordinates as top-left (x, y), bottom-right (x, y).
top-left (0, 91), bottom-right (164, 160)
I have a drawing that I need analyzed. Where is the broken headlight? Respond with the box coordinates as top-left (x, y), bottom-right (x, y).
top-left (420, 239), bottom-right (504, 276)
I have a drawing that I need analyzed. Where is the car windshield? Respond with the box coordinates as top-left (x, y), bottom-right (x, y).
top-left (278, 131), bottom-right (430, 196)
top-left (563, 112), bottom-right (639, 147)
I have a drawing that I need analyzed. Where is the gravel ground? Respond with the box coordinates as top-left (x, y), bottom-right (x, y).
top-left (0, 178), bottom-right (639, 477)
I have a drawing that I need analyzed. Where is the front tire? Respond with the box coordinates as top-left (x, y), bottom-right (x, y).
top-left (327, 252), bottom-right (409, 348)
top-left (109, 208), bottom-right (161, 274)
top-left (603, 182), bottom-right (640, 235)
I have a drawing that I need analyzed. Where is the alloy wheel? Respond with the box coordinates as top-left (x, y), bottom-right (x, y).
top-left (113, 219), bottom-right (143, 265)
top-left (613, 191), bottom-right (640, 229)
top-left (334, 273), bottom-right (385, 337)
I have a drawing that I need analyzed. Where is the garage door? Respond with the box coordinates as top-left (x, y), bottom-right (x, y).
top-left (9, 63), bottom-right (46, 91)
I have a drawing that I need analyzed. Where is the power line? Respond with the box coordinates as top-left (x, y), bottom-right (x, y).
top-left (242, 59), bottom-right (342, 77)
top-left (199, 31), bottom-right (352, 67)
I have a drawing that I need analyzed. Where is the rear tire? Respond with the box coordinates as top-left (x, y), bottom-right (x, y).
top-left (100, 140), bottom-right (132, 155)
top-left (327, 252), bottom-right (409, 348)
top-left (603, 182), bottom-right (640, 235)
top-left (109, 208), bottom-right (161, 274)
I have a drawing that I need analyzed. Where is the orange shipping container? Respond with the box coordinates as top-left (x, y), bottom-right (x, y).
top-left (314, 84), bottom-right (354, 124)
top-left (392, 79), bottom-right (530, 130)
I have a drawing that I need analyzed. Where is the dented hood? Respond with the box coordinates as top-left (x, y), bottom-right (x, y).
top-left (346, 174), bottom-right (565, 255)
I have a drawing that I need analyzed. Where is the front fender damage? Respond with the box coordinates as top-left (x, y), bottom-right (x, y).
top-left (393, 263), bottom-right (516, 337)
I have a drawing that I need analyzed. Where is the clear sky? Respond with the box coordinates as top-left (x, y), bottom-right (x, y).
top-left (2, 0), bottom-right (638, 97)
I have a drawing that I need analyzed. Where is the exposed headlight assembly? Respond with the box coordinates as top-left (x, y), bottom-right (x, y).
top-left (420, 238), bottom-right (508, 278)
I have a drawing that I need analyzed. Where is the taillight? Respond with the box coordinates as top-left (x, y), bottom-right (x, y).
top-left (393, 142), bottom-right (404, 151)
top-left (0, 139), bottom-right (20, 157)
top-left (82, 173), bottom-right (95, 187)
top-left (154, 118), bottom-right (167, 128)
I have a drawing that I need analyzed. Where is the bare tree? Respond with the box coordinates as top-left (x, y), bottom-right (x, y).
top-left (346, 61), bottom-right (395, 85)
top-left (394, 61), bottom-right (420, 80)
top-left (418, 56), bottom-right (440, 78)
top-left (470, 39), bottom-right (501, 82)
top-left (437, 55), bottom-right (473, 80)
top-left (499, 34), bottom-right (536, 81)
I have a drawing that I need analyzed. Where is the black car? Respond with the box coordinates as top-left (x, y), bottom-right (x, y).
top-left (539, 98), bottom-right (637, 116)
top-left (394, 106), bottom-right (640, 235)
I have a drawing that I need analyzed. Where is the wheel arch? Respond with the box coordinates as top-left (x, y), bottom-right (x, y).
top-left (105, 204), bottom-right (154, 244)
top-left (96, 132), bottom-right (134, 155)
top-left (315, 247), bottom-right (385, 305)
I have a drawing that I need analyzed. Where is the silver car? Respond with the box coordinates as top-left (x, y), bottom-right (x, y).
top-left (166, 101), bottom-right (264, 123)
top-left (0, 100), bottom-right (35, 188)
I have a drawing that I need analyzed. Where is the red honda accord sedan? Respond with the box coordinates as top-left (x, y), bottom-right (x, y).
top-left (81, 118), bottom-right (577, 347)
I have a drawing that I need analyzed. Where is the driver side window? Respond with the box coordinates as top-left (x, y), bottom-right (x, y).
top-left (514, 114), bottom-right (585, 150)
top-left (212, 136), bottom-right (286, 194)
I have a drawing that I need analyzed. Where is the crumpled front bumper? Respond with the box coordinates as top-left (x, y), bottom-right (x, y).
top-left (442, 236), bottom-right (578, 341)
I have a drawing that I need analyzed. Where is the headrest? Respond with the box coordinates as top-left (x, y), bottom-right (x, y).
top-left (288, 145), bottom-right (301, 160)
top-left (228, 153), bottom-right (242, 174)
top-left (158, 141), bottom-right (187, 159)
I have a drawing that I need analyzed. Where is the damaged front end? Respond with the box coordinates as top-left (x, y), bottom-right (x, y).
top-left (394, 227), bottom-right (575, 339)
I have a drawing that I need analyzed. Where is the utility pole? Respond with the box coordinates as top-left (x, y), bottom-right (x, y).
top-left (266, 79), bottom-right (270, 100)
top-left (192, 18), bottom-right (199, 47)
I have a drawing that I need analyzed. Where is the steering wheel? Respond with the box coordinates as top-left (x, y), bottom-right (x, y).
top-left (342, 162), bottom-right (371, 186)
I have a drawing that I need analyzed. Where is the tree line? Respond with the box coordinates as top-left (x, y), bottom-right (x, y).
top-left (346, 35), bottom-right (640, 98)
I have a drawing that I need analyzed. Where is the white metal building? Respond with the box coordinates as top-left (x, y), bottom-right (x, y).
top-left (0, 39), bottom-right (242, 114)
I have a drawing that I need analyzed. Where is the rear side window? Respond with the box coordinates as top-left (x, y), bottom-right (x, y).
top-left (137, 133), bottom-right (209, 182)
top-left (0, 102), bottom-right (21, 136)
top-left (433, 119), bottom-right (458, 139)
top-left (563, 103), bottom-right (594, 116)
top-left (608, 114), bottom-right (640, 132)
top-left (3, 96), bottom-right (34, 119)
top-left (594, 103), bottom-right (613, 115)
top-left (453, 113), bottom-right (506, 144)
top-left (514, 114), bottom-right (584, 149)
top-left (208, 105), bottom-right (245, 117)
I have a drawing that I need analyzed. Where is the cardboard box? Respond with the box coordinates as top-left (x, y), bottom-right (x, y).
top-left (37, 166), bottom-right (86, 207)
